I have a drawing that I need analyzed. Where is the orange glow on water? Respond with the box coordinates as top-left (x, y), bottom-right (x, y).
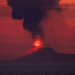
top-left (23, 35), bottom-right (44, 56)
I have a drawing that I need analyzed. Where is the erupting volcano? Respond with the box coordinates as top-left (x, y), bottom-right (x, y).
top-left (23, 35), bottom-right (44, 56)
top-left (7, 0), bottom-right (62, 57)
top-left (7, 0), bottom-right (75, 63)
top-left (5, 0), bottom-right (75, 63)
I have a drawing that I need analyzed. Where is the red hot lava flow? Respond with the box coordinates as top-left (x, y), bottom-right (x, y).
top-left (23, 35), bottom-right (44, 56)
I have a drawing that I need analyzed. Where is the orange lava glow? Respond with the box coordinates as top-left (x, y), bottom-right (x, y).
top-left (23, 35), bottom-right (44, 56)
top-left (34, 38), bottom-right (42, 47)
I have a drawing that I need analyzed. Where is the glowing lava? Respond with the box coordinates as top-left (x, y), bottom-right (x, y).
top-left (34, 38), bottom-right (42, 47)
top-left (23, 35), bottom-right (44, 56)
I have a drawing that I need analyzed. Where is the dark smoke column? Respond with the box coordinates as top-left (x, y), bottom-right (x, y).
top-left (7, 0), bottom-right (61, 38)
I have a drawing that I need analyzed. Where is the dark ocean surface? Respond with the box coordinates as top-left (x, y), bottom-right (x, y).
top-left (0, 63), bottom-right (75, 75)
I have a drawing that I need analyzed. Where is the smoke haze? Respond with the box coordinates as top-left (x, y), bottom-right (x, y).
top-left (7, 0), bottom-right (61, 38)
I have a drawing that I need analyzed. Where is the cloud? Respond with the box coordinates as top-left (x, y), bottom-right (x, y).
top-left (7, 0), bottom-right (61, 38)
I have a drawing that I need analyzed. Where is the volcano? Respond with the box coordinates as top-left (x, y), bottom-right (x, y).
top-left (10, 47), bottom-right (75, 63)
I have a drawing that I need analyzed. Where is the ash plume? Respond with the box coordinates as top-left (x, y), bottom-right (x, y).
top-left (7, 0), bottom-right (61, 39)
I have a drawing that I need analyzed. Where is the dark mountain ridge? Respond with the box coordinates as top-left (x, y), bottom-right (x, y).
top-left (9, 47), bottom-right (75, 63)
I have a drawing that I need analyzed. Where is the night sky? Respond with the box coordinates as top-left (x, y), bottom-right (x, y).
top-left (0, 0), bottom-right (75, 61)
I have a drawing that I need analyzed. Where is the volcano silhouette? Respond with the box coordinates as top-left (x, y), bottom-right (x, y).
top-left (10, 47), bottom-right (75, 63)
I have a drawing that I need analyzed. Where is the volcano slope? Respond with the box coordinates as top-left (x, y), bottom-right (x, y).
top-left (10, 47), bottom-right (75, 63)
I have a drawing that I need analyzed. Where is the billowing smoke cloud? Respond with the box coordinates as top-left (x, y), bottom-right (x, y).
top-left (7, 0), bottom-right (61, 38)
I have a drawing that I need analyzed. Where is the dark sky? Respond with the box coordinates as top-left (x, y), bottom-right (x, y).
top-left (0, 0), bottom-right (75, 61)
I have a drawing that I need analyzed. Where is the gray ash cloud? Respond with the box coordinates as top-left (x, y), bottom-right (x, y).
top-left (7, 0), bottom-right (61, 38)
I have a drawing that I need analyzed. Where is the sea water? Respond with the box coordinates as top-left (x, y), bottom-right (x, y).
top-left (0, 63), bottom-right (75, 75)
